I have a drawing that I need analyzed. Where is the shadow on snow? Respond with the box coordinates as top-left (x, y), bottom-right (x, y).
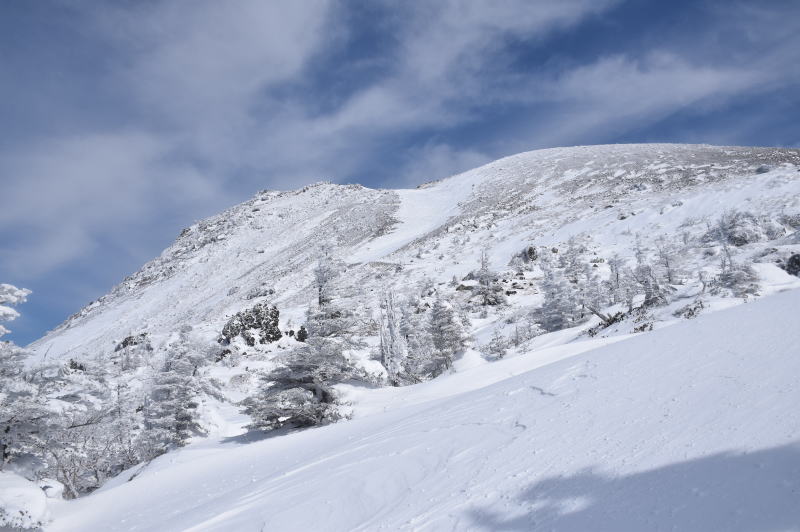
top-left (470, 442), bottom-right (800, 531)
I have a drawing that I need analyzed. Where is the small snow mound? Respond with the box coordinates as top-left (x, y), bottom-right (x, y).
top-left (0, 472), bottom-right (48, 530)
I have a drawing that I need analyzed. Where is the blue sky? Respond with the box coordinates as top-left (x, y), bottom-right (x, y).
top-left (1, 0), bottom-right (799, 345)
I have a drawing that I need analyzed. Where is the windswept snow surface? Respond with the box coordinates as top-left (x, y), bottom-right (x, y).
top-left (49, 289), bottom-right (800, 531)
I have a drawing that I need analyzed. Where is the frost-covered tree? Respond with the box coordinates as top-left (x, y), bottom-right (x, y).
top-left (304, 255), bottom-right (359, 343)
top-left (653, 234), bottom-right (683, 285)
top-left (305, 303), bottom-right (357, 340)
top-left (559, 237), bottom-right (587, 284)
top-left (473, 249), bottom-right (506, 306)
top-left (398, 298), bottom-right (432, 382)
top-left (712, 252), bottom-right (760, 298)
top-left (630, 238), bottom-right (671, 307)
top-left (708, 221), bottom-right (760, 298)
top-left (536, 255), bottom-right (581, 332)
top-left (113, 333), bottom-right (153, 372)
top-left (142, 328), bottom-right (205, 455)
top-left (0, 283), bottom-right (31, 338)
top-left (244, 339), bottom-right (355, 431)
top-left (486, 328), bottom-right (507, 360)
top-left (0, 343), bottom-right (47, 470)
top-left (0, 284), bottom-right (46, 470)
top-left (378, 290), bottom-right (408, 386)
top-left (427, 299), bottom-right (466, 376)
top-left (313, 251), bottom-right (342, 307)
top-left (142, 357), bottom-right (201, 454)
top-left (605, 254), bottom-right (630, 306)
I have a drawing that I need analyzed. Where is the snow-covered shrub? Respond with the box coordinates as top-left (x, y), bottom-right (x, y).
top-left (485, 329), bottom-right (508, 360)
top-left (673, 298), bottom-right (705, 319)
top-left (703, 210), bottom-right (783, 247)
top-left (305, 304), bottom-right (357, 340)
top-left (244, 284), bottom-right (274, 300)
top-left (710, 256), bottom-right (760, 298)
top-left (114, 332), bottom-right (151, 352)
top-left (785, 254), bottom-right (800, 277)
top-left (779, 212), bottom-right (800, 230)
top-left (220, 303), bottom-right (282, 346)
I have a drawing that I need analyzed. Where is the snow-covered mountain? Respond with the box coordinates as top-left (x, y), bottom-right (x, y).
top-left (31, 143), bottom-right (800, 360)
top-left (8, 143), bottom-right (800, 530)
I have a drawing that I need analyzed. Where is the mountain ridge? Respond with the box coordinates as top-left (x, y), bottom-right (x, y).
top-left (32, 143), bottom-right (800, 360)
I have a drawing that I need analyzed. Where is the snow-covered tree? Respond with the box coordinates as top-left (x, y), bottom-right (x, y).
top-left (536, 256), bottom-right (581, 332)
top-left (0, 284), bottom-right (46, 471)
top-left (305, 303), bottom-right (358, 340)
top-left (313, 251), bottom-right (342, 307)
top-left (427, 299), bottom-right (466, 376)
top-left (653, 234), bottom-right (684, 285)
top-left (142, 328), bottom-right (204, 455)
top-left (303, 251), bottom-right (360, 342)
top-left (378, 291), bottom-right (408, 386)
top-left (629, 237), bottom-right (671, 307)
top-left (0, 343), bottom-right (47, 470)
top-left (398, 298), bottom-right (432, 382)
top-left (485, 328), bottom-right (507, 360)
top-left (473, 249), bottom-right (506, 306)
top-left (142, 358), bottom-right (200, 454)
top-left (244, 339), bottom-right (354, 431)
top-left (559, 237), bottom-right (587, 284)
top-left (0, 283), bottom-right (31, 338)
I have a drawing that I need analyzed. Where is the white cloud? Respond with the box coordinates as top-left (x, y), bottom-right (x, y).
top-left (0, 132), bottom-right (227, 276)
top-left (395, 143), bottom-right (492, 188)
top-left (526, 52), bottom-right (764, 146)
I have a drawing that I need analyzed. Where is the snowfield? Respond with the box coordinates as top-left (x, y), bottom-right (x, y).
top-left (49, 288), bottom-right (800, 531)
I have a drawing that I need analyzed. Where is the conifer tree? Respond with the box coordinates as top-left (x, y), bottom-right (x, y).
top-left (378, 290), bottom-right (407, 386)
top-left (143, 355), bottom-right (201, 455)
top-left (428, 299), bottom-right (465, 376)
top-left (244, 339), bottom-right (353, 431)
top-left (474, 249), bottom-right (506, 306)
top-left (537, 256), bottom-right (581, 332)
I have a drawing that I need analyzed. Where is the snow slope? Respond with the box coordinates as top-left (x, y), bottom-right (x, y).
top-left (48, 288), bottom-right (800, 531)
top-left (30, 143), bottom-right (800, 362)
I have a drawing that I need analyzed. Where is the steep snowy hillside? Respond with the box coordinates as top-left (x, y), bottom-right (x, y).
top-left (31, 143), bottom-right (800, 361)
top-left (48, 288), bottom-right (800, 531)
top-left (7, 143), bottom-right (800, 527)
